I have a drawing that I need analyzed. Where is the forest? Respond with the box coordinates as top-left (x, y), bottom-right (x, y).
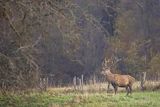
top-left (0, 0), bottom-right (160, 92)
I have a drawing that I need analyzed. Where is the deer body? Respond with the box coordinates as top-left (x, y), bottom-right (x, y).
top-left (102, 69), bottom-right (135, 95)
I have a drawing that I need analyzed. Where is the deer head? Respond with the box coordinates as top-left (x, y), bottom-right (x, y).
top-left (101, 58), bottom-right (112, 75)
top-left (101, 68), bottom-right (112, 76)
top-left (101, 57), bottom-right (121, 75)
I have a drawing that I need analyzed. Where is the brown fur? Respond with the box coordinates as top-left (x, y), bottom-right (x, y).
top-left (101, 69), bottom-right (135, 95)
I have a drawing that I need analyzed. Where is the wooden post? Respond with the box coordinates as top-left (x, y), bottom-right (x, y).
top-left (39, 78), bottom-right (42, 91)
top-left (73, 76), bottom-right (77, 90)
top-left (81, 74), bottom-right (84, 92)
top-left (107, 81), bottom-right (110, 93)
top-left (2, 81), bottom-right (4, 89)
top-left (141, 72), bottom-right (146, 91)
top-left (78, 78), bottom-right (82, 91)
top-left (93, 74), bottom-right (96, 84)
top-left (43, 78), bottom-right (46, 91)
top-left (46, 77), bottom-right (48, 89)
top-left (77, 77), bottom-right (79, 90)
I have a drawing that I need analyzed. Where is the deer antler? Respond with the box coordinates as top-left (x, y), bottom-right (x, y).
top-left (109, 56), bottom-right (122, 68)
top-left (102, 56), bottom-right (122, 72)
top-left (102, 58), bottom-right (110, 70)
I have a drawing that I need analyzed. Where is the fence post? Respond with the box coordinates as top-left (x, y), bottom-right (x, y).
top-left (78, 77), bottom-right (82, 91)
top-left (77, 77), bottom-right (79, 90)
top-left (73, 76), bottom-right (77, 90)
top-left (39, 78), bottom-right (42, 91)
top-left (81, 74), bottom-right (84, 92)
top-left (141, 72), bottom-right (146, 91)
top-left (46, 77), bottom-right (48, 89)
top-left (43, 78), bottom-right (46, 91)
top-left (93, 74), bottom-right (96, 84)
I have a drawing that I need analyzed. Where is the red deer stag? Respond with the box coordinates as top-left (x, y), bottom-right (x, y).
top-left (101, 59), bottom-right (135, 95)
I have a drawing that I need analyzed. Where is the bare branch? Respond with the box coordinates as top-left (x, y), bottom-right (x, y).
top-left (15, 36), bottom-right (42, 52)
top-left (70, 3), bottom-right (111, 36)
top-left (3, 6), bottom-right (21, 39)
top-left (135, 1), bottom-right (144, 10)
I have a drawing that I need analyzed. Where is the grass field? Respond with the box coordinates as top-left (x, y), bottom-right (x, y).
top-left (0, 90), bottom-right (160, 107)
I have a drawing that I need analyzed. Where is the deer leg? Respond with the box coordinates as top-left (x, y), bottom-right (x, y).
top-left (114, 86), bottom-right (118, 95)
top-left (112, 83), bottom-right (118, 95)
top-left (128, 85), bottom-right (132, 94)
top-left (126, 86), bottom-right (129, 96)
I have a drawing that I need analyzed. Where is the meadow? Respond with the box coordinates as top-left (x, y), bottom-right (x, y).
top-left (0, 85), bottom-right (160, 107)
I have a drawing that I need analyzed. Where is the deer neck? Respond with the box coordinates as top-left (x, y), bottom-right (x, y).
top-left (106, 71), bottom-right (113, 76)
top-left (105, 70), bottom-right (113, 76)
top-left (106, 71), bottom-right (115, 81)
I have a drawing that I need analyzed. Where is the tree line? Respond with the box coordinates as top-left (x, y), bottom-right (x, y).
top-left (0, 0), bottom-right (159, 91)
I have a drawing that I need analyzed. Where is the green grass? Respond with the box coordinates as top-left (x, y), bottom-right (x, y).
top-left (0, 91), bottom-right (160, 107)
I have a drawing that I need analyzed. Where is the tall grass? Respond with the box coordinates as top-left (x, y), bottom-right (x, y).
top-left (52, 80), bottom-right (160, 93)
